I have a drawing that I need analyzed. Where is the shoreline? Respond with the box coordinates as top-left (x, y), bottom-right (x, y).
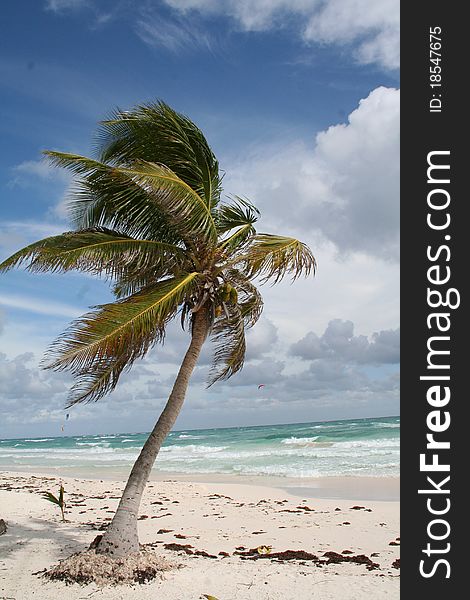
top-left (0, 467), bottom-right (399, 501)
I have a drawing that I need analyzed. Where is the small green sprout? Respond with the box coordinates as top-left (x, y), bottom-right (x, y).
top-left (43, 484), bottom-right (66, 521)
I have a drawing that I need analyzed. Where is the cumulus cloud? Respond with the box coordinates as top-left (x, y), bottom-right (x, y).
top-left (303, 0), bottom-right (399, 69)
top-left (290, 319), bottom-right (399, 364)
top-left (222, 358), bottom-right (285, 387)
top-left (225, 86), bottom-right (399, 261)
top-left (0, 317), bottom-right (399, 434)
top-left (245, 318), bottom-right (278, 360)
top-left (0, 349), bottom-right (175, 433)
top-left (191, 359), bottom-right (399, 421)
top-left (201, 317), bottom-right (398, 403)
top-left (0, 352), bottom-right (69, 428)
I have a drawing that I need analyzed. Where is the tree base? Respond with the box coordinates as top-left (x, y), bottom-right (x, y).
top-left (43, 548), bottom-right (175, 586)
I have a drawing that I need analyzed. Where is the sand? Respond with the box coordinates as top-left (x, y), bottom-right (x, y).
top-left (0, 471), bottom-right (399, 599)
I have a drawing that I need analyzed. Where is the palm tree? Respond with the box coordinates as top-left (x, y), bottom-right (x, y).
top-left (0, 101), bottom-right (316, 557)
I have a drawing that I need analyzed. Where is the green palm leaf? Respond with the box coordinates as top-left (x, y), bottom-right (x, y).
top-left (0, 227), bottom-right (185, 280)
top-left (238, 234), bottom-right (317, 284)
top-left (216, 196), bottom-right (259, 233)
top-left (44, 152), bottom-right (218, 245)
top-left (112, 270), bottom-right (164, 300)
top-left (216, 197), bottom-right (259, 258)
top-left (44, 273), bottom-right (200, 384)
top-left (68, 171), bottom-right (181, 243)
top-left (96, 101), bottom-right (222, 208)
top-left (208, 304), bottom-right (246, 385)
top-left (223, 269), bottom-right (263, 328)
top-left (218, 224), bottom-right (256, 258)
top-left (67, 355), bottom-right (130, 406)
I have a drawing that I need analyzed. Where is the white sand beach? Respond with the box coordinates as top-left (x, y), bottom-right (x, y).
top-left (0, 471), bottom-right (399, 599)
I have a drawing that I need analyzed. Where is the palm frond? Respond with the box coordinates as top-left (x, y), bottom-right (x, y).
top-left (44, 152), bottom-right (218, 245)
top-left (43, 273), bottom-right (200, 386)
top-left (69, 176), bottom-right (180, 244)
top-left (216, 197), bottom-right (259, 258)
top-left (0, 227), bottom-right (185, 280)
top-left (237, 234), bottom-right (317, 284)
top-left (96, 101), bottom-right (222, 208)
top-left (216, 196), bottom-right (259, 233)
top-left (208, 304), bottom-right (246, 386)
top-left (218, 224), bottom-right (255, 258)
top-left (66, 355), bottom-right (130, 406)
top-left (112, 270), bottom-right (162, 299)
top-left (223, 268), bottom-right (263, 328)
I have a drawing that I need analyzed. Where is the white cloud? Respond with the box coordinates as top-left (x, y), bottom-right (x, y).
top-left (290, 319), bottom-right (399, 364)
top-left (163, 0), bottom-right (399, 69)
top-left (303, 0), bottom-right (399, 69)
top-left (0, 312), bottom-right (399, 435)
top-left (225, 86), bottom-right (399, 261)
top-left (245, 318), bottom-right (278, 360)
top-left (0, 352), bottom-right (68, 428)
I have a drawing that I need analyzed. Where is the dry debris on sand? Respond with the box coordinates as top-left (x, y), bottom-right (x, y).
top-left (43, 549), bottom-right (176, 586)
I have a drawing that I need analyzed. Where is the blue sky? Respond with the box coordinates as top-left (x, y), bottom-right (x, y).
top-left (0, 0), bottom-right (400, 438)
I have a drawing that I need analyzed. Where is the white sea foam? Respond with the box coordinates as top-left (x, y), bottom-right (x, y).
top-left (334, 439), bottom-right (399, 449)
top-left (0, 447), bottom-right (116, 455)
top-left (1, 441), bottom-right (399, 462)
top-left (76, 442), bottom-right (111, 447)
top-left (281, 437), bottom-right (319, 445)
top-left (161, 444), bottom-right (227, 455)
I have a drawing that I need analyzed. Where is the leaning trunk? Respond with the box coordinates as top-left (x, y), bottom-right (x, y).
top-left (95, 310), bottom-right (209, 557)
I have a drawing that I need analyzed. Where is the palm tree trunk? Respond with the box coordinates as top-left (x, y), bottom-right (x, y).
top-left (95, 309), bottom-right (209, 557)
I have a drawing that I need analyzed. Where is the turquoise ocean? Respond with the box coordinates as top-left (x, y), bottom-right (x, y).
top-left (0, 416), bottom-right (399, 479)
